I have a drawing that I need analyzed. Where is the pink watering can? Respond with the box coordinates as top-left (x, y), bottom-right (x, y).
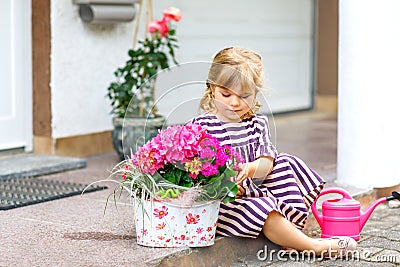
top-left (311, 187), bottom-right (400, 241)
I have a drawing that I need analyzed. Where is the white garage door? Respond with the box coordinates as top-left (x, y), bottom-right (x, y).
top-left (0, 0), bottom-right (32, 151)
top-left (154, 0), bottom-right (314, 124)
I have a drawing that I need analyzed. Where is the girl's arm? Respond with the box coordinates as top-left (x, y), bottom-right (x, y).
top-left (236, 156), bottom-right (274, 184)
top-left (247, 156), bottom-right (274, 178)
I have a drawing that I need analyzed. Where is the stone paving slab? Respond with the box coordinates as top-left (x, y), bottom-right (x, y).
top-left (0, 154), bottom-right (86, 180)
top-left (0, 153), bottom-right (206, 267)
top-left (228, 203), bottom-right (400, 267)
top-left (0, 184), bottom-right (185, 267)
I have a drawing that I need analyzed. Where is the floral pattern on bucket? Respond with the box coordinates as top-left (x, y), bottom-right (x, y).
top-left (135, 200), bottom-right (220, 247)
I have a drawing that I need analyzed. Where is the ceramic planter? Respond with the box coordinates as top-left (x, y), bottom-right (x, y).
top-left (112, 116), bottom-right (165, 160)
top-left (135, 199), bottom-right (220, 247)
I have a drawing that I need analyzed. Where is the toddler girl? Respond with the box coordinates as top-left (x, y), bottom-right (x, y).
top-left (190, 47), bottom-right (357, 257)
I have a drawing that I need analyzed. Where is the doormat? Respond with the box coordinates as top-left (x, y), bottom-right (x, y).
top-left (0, 154), bottom-right (87, 180)
top-left (0, 177), bottom-right (107, 210)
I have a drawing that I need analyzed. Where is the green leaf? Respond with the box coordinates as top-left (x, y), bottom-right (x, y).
top-left (182, 172), bottom-right (193, 183)
top-left (221, 181), bottom-right (238, 203)
top-left (106, 19), bottom-right (180, 117)
top-left (173, 168), bottom-right (182, 185)
top-left (181, 181), bottom-right (193, 188)
top-left (224, 167), bottom-right (237, 179)
top-left (162, 171), bottom-right (176, 184)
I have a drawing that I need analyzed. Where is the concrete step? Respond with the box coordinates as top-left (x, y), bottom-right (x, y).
top-left (150, 235), bottom-right (280, 267)
top-left (0, 153), bottom-right (87, 180)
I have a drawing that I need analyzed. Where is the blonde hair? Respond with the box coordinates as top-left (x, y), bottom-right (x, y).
top-left (200, 47), bottom-right (264, 119)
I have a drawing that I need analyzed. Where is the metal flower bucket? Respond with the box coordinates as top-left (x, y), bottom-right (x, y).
top-left (134, 199), bottom-right (220, 247)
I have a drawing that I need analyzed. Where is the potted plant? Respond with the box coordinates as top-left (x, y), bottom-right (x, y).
top-left (108, 123), bottom-right (242, 247)
top-left (107, 4), bottom-right (181, 160)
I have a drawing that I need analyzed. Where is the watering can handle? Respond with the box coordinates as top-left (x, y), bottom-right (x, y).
top-left (310, 187), bottom-right (353, 227)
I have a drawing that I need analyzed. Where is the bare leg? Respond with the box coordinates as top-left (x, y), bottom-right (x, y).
top-left (262, 211), bottom-right (333, 254)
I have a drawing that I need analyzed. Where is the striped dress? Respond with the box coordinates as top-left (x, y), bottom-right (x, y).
top-left (191, 113), bottom-right (325, 238)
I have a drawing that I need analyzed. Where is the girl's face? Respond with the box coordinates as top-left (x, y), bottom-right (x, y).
top-left (212, 85), bottom-right (256, 122)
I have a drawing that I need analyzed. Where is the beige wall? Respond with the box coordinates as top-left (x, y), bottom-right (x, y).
top-left (31, 0), bottom-right (120, 156)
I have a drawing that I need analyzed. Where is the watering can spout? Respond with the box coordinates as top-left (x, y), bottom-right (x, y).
top-left (360, 197), bottom-right (387, 230)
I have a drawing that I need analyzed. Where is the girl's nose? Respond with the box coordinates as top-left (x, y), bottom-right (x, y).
top-left (230, 95), bottom-right (241, 106)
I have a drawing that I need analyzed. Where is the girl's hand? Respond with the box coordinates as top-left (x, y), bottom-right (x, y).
top-left (235, 163), bottom-right (249, 184)
top-left (236, 184), bottom-right (245, 198)
top-left (233, 164), bottom-right (247, 198)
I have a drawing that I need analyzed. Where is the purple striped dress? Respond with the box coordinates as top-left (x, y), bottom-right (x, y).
top-left (191, 113), bottom-right (325, 238)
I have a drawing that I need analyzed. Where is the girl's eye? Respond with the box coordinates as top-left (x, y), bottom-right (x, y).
top-left (240, 95), bottom-right (250, 99)
top-left (221, 93), bottom-right (231, 97)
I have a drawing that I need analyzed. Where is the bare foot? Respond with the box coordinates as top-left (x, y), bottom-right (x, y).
top-left (315, 236), bottom-right (357, 258)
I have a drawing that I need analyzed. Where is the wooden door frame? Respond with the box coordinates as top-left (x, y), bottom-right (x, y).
top-left (32, 0), bottom-right (53, 154)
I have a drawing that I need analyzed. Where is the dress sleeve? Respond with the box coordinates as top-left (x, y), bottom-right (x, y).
top-left (187, 117), bottom-right (199, 125)
top-left (254, 115), bottom-right (278, 159)
top-left (187, 114), bottom-right (209, 127)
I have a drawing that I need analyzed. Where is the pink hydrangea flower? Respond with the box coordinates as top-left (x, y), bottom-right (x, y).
top-left (199, 146), bottom-right (215, 159)
top-left (215, 150), bottom-right (230, 167)
top-left (129, 123), bottom-right (244, 199)
top-left (200, 162), bottom-right (218, 177)
top-left (132, 140), bottom-right (164, 174)
top-left (158, 125), bottom-right (186, 163)
top-left (179, 123), bottom-right (206, 159)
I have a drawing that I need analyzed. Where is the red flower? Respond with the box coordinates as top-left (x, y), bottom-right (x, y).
top-left (186, 213), bottom-right (200, 224)
top-left (174, 235), bottom-right (187, 241)
top-left (188, 172), bottom-right (197, 179)
top-left (153, 206), bottom-right (168, 219)
top-left (121, 164), bottom-right (130, 180)
top-left (148, 20), bottom-right (169, 37)
top-left (156, 222), bottom-right (166, 230)
top-left (163, 7), bottom-right (182, 22)
top-left (206, 227), bottom-right (213, 232)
